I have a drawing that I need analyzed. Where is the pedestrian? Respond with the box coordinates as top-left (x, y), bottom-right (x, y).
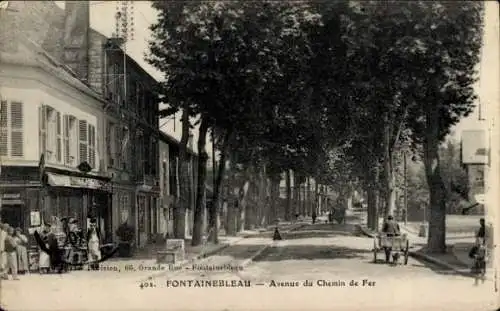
top-left (469, 218), bottom-right (487, 260)
top-left (272, 226), bottom-right (282, 241)
top-left (87, 218), bottom-right (101, 271)
top-left (476, 218), bottom-right (486, 242)
top-left (4, 227), bottom-right (19, 280)
top-left (312, 211), bottom-right (317, 224)
top-left (0, 223), bottom-right (8, 279)
top-left (46, 223), bottom-right (65, 273)
top-left (382, 215), bottom-right (401, 263)
top-left (34, 223), bottom-right (52, 273)
top-left (14, 227), bottom-right (29, 274)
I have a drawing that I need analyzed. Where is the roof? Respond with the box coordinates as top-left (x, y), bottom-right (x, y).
top-left (159, 131), bottom-right (198, 157)
top-left (1, 1), bottom-right (158, 86)
top-left (0, 32), bottom-right (107, 106)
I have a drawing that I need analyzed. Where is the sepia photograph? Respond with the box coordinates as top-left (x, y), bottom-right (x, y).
top-left (0, 1), bottom-right (499, 310)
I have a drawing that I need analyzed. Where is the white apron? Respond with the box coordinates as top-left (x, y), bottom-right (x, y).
top-left (87, 232), bottom-right (101, 262)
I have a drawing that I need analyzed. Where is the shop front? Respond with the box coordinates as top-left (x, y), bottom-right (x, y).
top-left (136, 184), bottom-right (160, 248)
top-left (44, 172), bottom-right (113, 241)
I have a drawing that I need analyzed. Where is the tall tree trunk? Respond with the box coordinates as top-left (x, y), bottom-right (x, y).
top-left (424, 105), bottom-right (447, 253)
top-left (259, 166), bottom-right (268, 227)
top-left (285, 170), bottom-right (292, 221)
top-left (226, 152), bottom-right (237, 236)
top-left (306, 177), bottom-right (311, 216)
top-left (366, 165), bottom-right (380, 231)
top-left (174, 108), bottom-right (190, 239)
top-left (293, 172), bottom-right (300, 217)
top-left (208, 129), bottom-right (233, 243)
top-left (314, 180), bottom-right (319, 216)
top-left (237, 174), bottom-right (250, 232)
top-left (270, 175), bottom-right (280, 223)
top-left (191, 118), bottom-right (209, 246)
top-left (383, 112), bottom-right (396, 219)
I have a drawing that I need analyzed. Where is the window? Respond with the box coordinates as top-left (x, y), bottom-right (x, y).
top-left (63, 115), bottom-right (78, 167)
top-left (162, 161), bottom-right (167, 190)
top-left (39, 105), bottom-right (59, 163)
top-left (78, 120), bottom-right (88, 164)
top-left (39, 105), bottom-right (46, 157)
top-left (136, 83), bottom-right (143, 114)
top-left (56, 111), bottom-right (62, 162)
top-left (121, 126), bottom-right (130, 170)
top-left (107, 122), bottom-right (116, 167)
top-left (88, 123), bottom-right (96, 169)
top-left (0, 101), bottom-right (24, 157)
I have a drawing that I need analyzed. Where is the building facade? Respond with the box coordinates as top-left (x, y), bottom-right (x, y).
top-left (158, 133), bottom-right (201, 238)
top-left (0, 1), bottom-right (161, 249)
top-left (0, 34), bottom-right (111, 240)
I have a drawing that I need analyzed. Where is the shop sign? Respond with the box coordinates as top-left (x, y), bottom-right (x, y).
top-left (1, 193), bottom-right (20, 199)
top-left (47, 173), bottom-right (112, 192)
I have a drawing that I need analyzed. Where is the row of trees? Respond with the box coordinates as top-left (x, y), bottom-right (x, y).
top-left (147, 1), bottom-right (484, 253)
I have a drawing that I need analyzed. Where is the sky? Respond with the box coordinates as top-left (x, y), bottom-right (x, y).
top-left (55, 1), bottom-right (499, 154)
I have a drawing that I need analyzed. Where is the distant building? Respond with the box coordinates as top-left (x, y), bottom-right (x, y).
top-left (461, 129), bottom-right (488, 213)
top-left (158, 132), bottom-right (199, 238)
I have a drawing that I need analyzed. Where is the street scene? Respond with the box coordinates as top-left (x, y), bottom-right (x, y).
top-left (0, 0), bottom-right (499, 311)
top-left (1, 214), bottom-right (497, 311)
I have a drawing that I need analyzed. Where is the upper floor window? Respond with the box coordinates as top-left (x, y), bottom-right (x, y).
top-left (0, 100), bottom-right (24, 158)
top-left (63, 115), bottom-right (78, 167)
top-left (39, 105), bottom-right (60, 163)
top-left (39, 105), bottom-right (96, 170)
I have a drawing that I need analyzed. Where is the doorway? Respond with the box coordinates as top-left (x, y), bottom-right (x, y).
top-left (1, 204), bottom-right (24, 229)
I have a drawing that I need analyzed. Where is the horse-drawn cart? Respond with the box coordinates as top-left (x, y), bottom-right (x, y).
top-left (373, 233), bottom-right (410, 265)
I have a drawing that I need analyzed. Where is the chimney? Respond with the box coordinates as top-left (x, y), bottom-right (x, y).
top-left (62, 1), bottom-right (90, 83)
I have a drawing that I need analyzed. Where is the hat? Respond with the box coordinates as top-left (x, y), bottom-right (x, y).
top-left (70, 218), bottom-right (78, 224)
top-left (15, 227), bottom-right (21, 232)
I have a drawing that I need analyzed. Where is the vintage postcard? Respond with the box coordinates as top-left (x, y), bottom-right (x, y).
top-left (0, 1), bottom-right (499, 310)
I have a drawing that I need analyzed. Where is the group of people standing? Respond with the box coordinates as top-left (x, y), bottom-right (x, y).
top-left (0, 222), bottom-right (29, 280)
top-left (35, 217), bottom-right (102, 273)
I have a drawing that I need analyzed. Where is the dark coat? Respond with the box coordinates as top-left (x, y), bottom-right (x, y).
top-left (382, 220), bottom-right (400, 235)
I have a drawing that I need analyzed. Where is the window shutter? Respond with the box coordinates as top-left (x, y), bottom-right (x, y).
top-left (63, 115), bottom-right (70, 165)
top-left (39, 105), bottom-right (47, 156)
top-left (56, 111), bottom-right (62, 162)
top-left (0, 101), bottom-right (7, 156)
top-left (88, 124), bottom-right (96, 169)
top-left (78, 120), bottom-right (88, 163)
top-left (10, 102), bottom-right (23, 157)
top-left (114, 125), bottom-right (120, 168)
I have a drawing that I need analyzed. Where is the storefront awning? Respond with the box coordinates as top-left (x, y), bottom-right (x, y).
top-left (47, 173), bottom-right (112, 192)
top-left (137, 184), bottom-right (160, 194)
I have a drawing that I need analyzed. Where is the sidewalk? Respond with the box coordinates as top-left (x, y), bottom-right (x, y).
top-left (12, 223), bottom-right (305, 283)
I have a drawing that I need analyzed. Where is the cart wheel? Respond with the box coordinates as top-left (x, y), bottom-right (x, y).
top-left (404, 240), bottom-right (409, 265)
top-left (373, 240), bottom-right (378, 262)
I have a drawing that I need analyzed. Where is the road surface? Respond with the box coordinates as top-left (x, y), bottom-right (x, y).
top-left (2, 224), bottom-right (497, 311)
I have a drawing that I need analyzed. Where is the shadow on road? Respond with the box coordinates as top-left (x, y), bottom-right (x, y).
top-left (254, 245), bottom-right (372, 262)
top-left (282, 231), bottom-right (352, 240)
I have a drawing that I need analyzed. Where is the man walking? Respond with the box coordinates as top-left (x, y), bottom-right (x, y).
top-left (0, 223), bottom-right (7, 279)
top-left (4, 226), bottom-right (19, 280)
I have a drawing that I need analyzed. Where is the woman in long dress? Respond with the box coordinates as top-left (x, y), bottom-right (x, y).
top-left (87, 219), bottom-right (101, 271)
top-left (14, 228), bottom-right (29, 274)
top-left (37, 225), bottom-right (51, 273)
